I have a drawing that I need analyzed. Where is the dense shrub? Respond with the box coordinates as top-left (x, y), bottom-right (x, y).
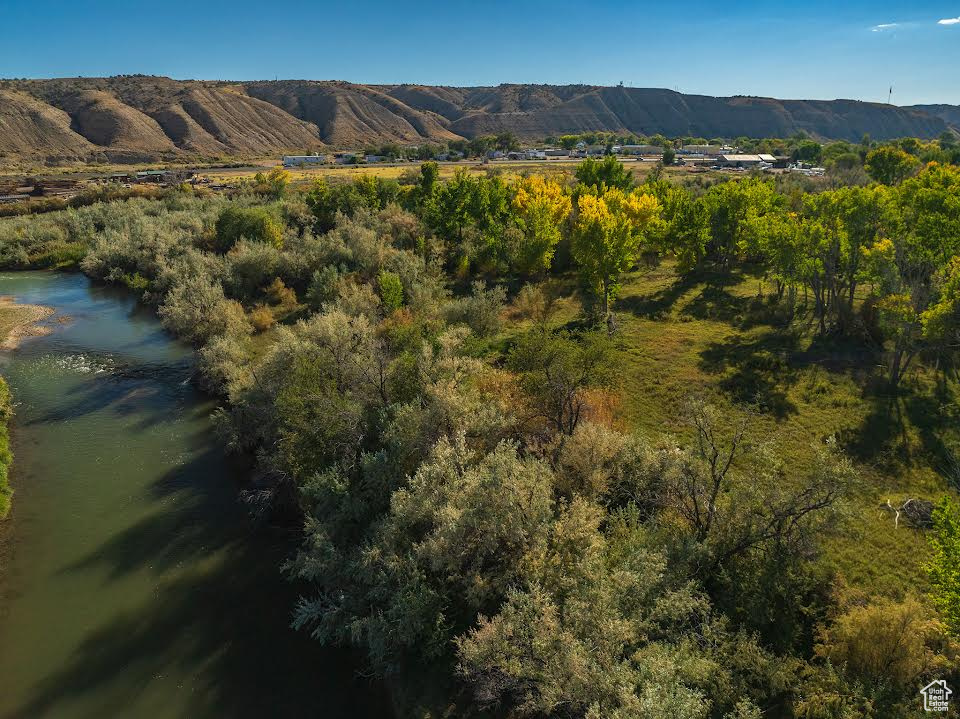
top-left (213, 206), bottom-right (283, 253)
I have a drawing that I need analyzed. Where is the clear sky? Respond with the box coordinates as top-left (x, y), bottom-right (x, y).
top-left (1, 0), bottom-right (958, 105)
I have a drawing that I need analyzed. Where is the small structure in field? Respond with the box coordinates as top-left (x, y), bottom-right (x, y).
top-left (716, 154), bottom-right (768, 168)
top-left (283, 155), bottom-right (327, 167)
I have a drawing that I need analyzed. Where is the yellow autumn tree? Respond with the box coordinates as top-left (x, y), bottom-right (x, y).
top-left (511, 175), bottom-right (572, 275)
top-left (571, 187), bottom-right (660, 316)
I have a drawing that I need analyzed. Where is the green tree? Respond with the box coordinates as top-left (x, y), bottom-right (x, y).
top-left (927, 497), bottom-right (960, 634)
top-left (213, 206), bottom-right (283, 253)
top-left (305, 176), bottom-right (399, 232)
top-left (377, 270), bottom-right (404, 313)
top-left (701, 178), bottom-right (779, 268)
top-left (864, 146), bottom-right (920, 185)
top-left (571, 187), bottom-right (660, 316)
top-left (508, 329), bottom-right (616, 435)
top-left (861, 164), bottom-right (960, 386)
top-left (574, 156), bottom-right (634, 193)
top-left (645, 179), bottom-right (709, 273)
top-left (793, 140), bottom-right (823, 164)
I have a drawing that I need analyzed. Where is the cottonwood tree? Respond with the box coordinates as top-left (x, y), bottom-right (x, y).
top-left (862, 164), bottom-right (960, 387)
top-left (864, 146), bottom-right (920, 185)
top-left (510, 175), bottom-right (572, 275)
top-left (571, 187), bottom-right (660, 317)
top-left (700, 178), bottom-right (780, 269)
top-left (926, 497), bottom-right (960, 634)
top-left (574, 155), bottom-right (635, 193)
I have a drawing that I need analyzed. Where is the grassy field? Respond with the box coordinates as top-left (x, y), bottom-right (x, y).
top-left (197, 158), bottom-right (708, 185)
top-left (497, 262), bottom-right (957, 599)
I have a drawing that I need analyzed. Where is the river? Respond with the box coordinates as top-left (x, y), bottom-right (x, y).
top-left (0, 272), bottom-right (391, 719)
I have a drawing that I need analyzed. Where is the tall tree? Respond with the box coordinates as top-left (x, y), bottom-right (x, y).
top-left (510, 175), bottom-right (572, 275)
top-left (864, 146), bottom-right (920, 185)
top-left (574, 156), bottom-right (634, 193)
top-left (571, 187), bottom-right (660, 316)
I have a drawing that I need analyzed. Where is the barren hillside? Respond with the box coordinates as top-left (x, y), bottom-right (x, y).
top-left (0, 76), bottom-right (956, 166)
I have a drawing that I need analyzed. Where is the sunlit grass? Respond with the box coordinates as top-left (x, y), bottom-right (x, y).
top-left (502, 260), bottom-right (958, 598)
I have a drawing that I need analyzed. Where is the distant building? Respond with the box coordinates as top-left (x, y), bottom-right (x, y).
top-left (283, 155), bottom-right (327, 167)
top-left (334, 153), bottom-right (359, 164)
top-left (716, 154), bottom-right (766, 168)
top-left (619, 144), bottom-right (663, 156)
top-left (678, 145), bottom-right (722, 156)
top-left (365, 155), bottom-right (386, 163)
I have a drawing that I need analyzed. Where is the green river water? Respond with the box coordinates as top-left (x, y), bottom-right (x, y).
top-left (0, 272), bottom-right (391, 718)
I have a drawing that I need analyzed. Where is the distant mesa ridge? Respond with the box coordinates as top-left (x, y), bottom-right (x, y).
top-left (0, 76), bottom-right (956, 164)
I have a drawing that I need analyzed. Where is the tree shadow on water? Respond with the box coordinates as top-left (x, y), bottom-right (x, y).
top-left (10, 443), bottom-right (393, 719)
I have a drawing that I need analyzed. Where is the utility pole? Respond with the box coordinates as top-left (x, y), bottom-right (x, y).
top-left (888, 86), bottom-right (892, 105)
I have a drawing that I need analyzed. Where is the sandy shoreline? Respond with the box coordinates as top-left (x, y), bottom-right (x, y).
top-left (0, 297), bottom-right (55, 350)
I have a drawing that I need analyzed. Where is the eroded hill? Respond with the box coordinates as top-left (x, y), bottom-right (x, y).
top-left (0, 76), bottom-right (956, 166)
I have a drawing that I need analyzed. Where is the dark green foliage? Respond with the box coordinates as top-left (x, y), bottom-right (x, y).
top-left (574, 155), bottom-right (634, 192)
top-left (214, 206), bottom-right (283, 252)
top-left (305, 176), bottom-right (401, 233)
top-left (377, 271), bottom-right (404, 313)
top-left (927, 498), bottom-right (960, 634)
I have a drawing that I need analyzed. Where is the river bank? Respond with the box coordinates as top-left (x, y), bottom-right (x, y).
top-left (0, 296), bottom-right (53, 517)
top-left (0, 296), bottom-right (55, 349)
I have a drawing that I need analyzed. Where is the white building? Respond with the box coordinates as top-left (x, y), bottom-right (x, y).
top-left (716, 154), bottom-right (765, 168)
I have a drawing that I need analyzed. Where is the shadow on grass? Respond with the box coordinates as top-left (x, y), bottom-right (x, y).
top-left (698, 329), bottom-right (803, 417)
top-left (681, 284), bottom-right (756, 325)
top-left (839, 379), bottom-right (960, 477)
top-left (618, 272), bottom-right (702, 319)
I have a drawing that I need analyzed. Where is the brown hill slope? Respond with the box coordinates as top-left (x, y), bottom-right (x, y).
top-left (0, 89), bottom-right (97, 164)
top-left (0, 77), bottom-right (956, 166)
top-left (908, 105), bottom-right (960, 131)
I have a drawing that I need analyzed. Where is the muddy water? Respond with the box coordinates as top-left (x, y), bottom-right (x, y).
top-left (0, 272), bottom-right (390, 719)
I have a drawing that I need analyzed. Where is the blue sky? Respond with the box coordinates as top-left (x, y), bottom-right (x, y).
top-left (1, 0), bottom-right (958, 105)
